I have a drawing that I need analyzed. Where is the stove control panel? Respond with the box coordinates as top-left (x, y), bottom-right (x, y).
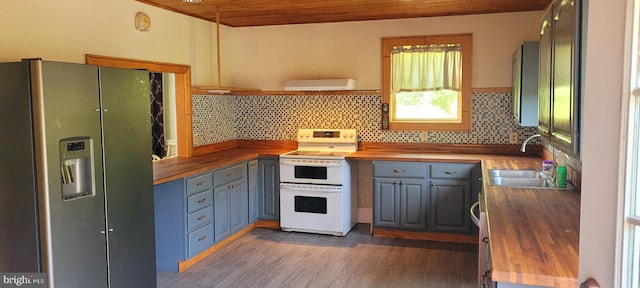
top-left (297, 129), bottom-right (356, 143)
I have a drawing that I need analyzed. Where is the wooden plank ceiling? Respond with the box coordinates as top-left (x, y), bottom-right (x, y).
top-left (136, 0), bottom-right (552, 27)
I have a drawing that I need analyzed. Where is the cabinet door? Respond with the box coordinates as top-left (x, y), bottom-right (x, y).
top-left (259, 158), bottom-right (280, 220)
top-left (428, 179), bottom-right (472, 233)
top-left (373, 178), bottom-right (400, 228)
top-left (399, 179), bottom-right (428, 230)
top-left (214, 186), bottom-right (230, 242)
top-left (248, 160), bottom-right (259, 223)
top-left (551, 0), bottom-right (580, 153)
top-left (538, 8), bottom-right (553, 136)
top-left (229, 179), bottom-right (248, 234)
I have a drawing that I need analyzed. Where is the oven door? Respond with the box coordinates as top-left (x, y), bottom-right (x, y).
top-left (279, 158), bottom-right (346, 185)
top-left (279, 183), bottom-right (347, 236)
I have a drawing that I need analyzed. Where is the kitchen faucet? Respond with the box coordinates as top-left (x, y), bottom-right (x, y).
top-left (520, 134), bottom-right (541, 152)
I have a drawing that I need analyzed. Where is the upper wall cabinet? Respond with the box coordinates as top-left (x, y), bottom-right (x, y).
top-left (538, 0), bottom-right (582, 156)
top-left (512, 41), bottom-right (539, 126)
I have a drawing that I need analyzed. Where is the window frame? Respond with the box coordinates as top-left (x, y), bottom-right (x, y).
top-left (618, 0), bottom-right (640, 286)
top-left (382, 34), bottom-right (472, 131)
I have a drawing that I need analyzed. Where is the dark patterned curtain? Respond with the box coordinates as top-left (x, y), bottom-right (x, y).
top-left (150, 73), bottom-right (166, 158)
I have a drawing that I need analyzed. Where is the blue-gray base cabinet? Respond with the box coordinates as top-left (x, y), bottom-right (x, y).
top-left (154, 170), bottom-right (215, 272)
top-left (373, 162), bottom-right (429, 230)
top-left (373, 161), bottom-right (480, 235)
top-left (154, 179), bottom-right (185, 272)
top-left (428, 163), bottom-right (479, 233)
top-left (213, 162), bottom-right (249, 243)
top-left (258, 157), bottom-right (280, 220)
top-left (154, 161), bottom-right (251, 272)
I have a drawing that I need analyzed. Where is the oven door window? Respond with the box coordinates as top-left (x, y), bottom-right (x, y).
top-left (294, 166), bottom-right (327, 180)
top-left (294, 196), bottom-right (327, 214)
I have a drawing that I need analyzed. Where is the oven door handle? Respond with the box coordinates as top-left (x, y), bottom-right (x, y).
top-left (279, 158), bottom-right (344, 167)
top-left (280, 183), bottom-right (343, 193)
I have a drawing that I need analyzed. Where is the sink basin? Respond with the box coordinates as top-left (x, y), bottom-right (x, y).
top-left (489, 177), bottom-right (554, 188)
top-left (489, 169), bottom-right (546, 179)
top-left (487, 169), bottom-right (569, 189)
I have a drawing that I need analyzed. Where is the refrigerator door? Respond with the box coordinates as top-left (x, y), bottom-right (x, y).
top-left (99, 67), bottom-right (156, 288)
top-left (35, 60), bottom-right (108, 287)
top-left (0, 62), bottom-right (40, 272)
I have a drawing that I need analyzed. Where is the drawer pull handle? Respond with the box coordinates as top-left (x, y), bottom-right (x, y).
top-left (229, 184), bottom-right (235, 189)
top-left (227, 173), bottom-right (235, 177)
top-left (198, 235), bottom-right (207, 241)
top-left (196, 181), bottom-right (206, 186)
top-left (393, 169), bottom-right (405, 173)
top-left (444, 171), bottom-right (458, 175)
top-left (198, 215), bottom-right (206, 221)
top-left (198, 198), bottom-right (206, 203)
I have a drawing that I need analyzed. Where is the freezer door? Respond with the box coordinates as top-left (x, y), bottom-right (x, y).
top-left (35, 60), bottom-right (108, 287)
top-left (99, 67), bottom-right (156, 288)
top-left (0, 62), bottom-right (40, 272)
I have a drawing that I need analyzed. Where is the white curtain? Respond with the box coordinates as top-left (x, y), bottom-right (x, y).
top-left (391, 44), bottom-right (462, 93)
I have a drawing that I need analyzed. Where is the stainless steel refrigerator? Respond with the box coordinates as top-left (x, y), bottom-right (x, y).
top-left (0, 59), bottom-right (157, 288)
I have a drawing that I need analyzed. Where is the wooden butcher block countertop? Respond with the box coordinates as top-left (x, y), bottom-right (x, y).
top-left (152, 148), bottom-right (292, 185)
top-left (483, 158), bottom-right (580, 288)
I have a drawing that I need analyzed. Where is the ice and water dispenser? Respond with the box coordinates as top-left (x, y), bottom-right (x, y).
top-left (59, 137), bottom-right (95, 201)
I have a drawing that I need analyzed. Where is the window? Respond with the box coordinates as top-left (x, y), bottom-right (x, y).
top-left (382, 34), bottom-right (472, 131)
top-left (620, 1), bottom-right (640, 287)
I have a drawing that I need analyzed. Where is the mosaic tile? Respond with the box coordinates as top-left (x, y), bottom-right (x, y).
top-left (192, 92), bottom-right (539, 146)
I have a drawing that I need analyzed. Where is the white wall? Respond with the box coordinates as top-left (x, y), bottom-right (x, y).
top-left (0, 1), bottom-right (541, 90)
top-left (228, 12), bottom-right (543, 90)
top-left (579, 0), bottom-right (626, 286)
top-left (0, 0), bottom-right (223, 86)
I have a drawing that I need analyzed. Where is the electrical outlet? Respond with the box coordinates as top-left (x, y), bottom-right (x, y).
top-left (509, 132), bottom-right (519, 144)
top-left (420, 131), bottom-right (429, 142)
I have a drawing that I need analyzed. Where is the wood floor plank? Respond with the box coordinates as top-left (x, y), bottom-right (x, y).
top-left (157, 224), bottom-right (478, 288)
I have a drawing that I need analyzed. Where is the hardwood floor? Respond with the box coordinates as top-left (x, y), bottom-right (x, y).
top-left (157, 224), bottom-right (478, 288)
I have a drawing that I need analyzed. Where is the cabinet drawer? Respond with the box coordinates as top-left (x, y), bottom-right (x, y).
top-left (214, 163), bottom-right (245, 186)
top-left (187, 223), bottom-right (214, 258)
top-left (187, 205), bottom-right (213, 231)
top-left (187, 190), bottom-right (213, 213)
top-left (373, 162), bottom-right (427, 178)
top-left (430, 163), bottom-right (475, 179)
top-left (186, 172), bottom-right (213, 196)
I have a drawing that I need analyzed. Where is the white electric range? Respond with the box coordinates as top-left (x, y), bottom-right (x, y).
top-left (279, 129), bottom-right (358, 236)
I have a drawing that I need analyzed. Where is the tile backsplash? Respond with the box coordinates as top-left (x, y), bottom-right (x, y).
top-left (191, 91), bottom-right (538, 146)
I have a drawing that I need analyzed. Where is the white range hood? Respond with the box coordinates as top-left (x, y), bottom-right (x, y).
top-left (284, 79), bottom-right (357, 91)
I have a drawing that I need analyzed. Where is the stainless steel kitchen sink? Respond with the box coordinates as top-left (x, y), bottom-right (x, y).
top-left (489, 177), bottom-right (554, 188)
top-left (487, 169), bottom-right (569, 189)
top-left (489, 169), bottom-right (546, 179)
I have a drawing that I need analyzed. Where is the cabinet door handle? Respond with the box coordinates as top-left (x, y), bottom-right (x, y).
top-left (227, 173), bottom-right (235, 177)
top-left (196, 181), bottom-right (206, 186)
top-left (444, 171), bottom-right (457, 175)
top-left (229, 184), bottom-right (235, 189)
top-left (198, 235), bottom-right (207, 241)
top-left (198, 215), bottom-right (206, 221)
top-left (393, 169), bottom-right (405, 173)
top-left (198, 198), bottom-right (207, 204)
top-left (482, 236), bottom-right (489, 243)
top-left (431, 182), bottom-right (437, 186)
